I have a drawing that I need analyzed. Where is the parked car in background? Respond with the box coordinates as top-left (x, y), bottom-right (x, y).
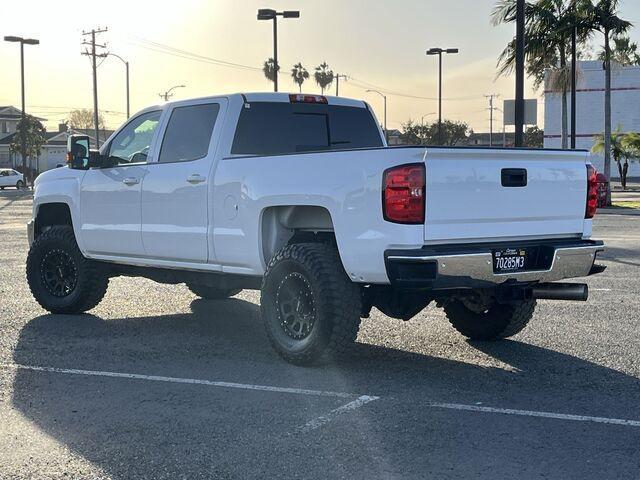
top-left (0, 169), bottom-right (25, 189)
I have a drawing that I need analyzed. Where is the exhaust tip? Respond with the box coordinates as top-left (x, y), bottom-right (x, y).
top-left (531, 283), bottom-right (589, 302)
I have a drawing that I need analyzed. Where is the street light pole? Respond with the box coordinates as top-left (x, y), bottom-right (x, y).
top-left (367, 90), bottom-right (387, 143)
top-left (514, 0), bottom-right (526, 147)
top-left (109, 53), bottom-right (130, 118)
top-left (159, 85), bottom-right (185, 102)
top-left (570, 0), bottom-right (578, 149)
top-left (426, 47), bottom-right (458, 145)
top-left (421, 112), bottom-right (436, 144)
top-left (4, 36), bottom-right (39, 185)
top-left (258, 9), bottom-right (300, 93)
top-left (273, 16), bottom-right (278, 92)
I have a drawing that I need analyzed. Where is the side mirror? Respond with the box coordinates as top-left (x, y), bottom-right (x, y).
top-left (66, 135), bottom-right (91, 169)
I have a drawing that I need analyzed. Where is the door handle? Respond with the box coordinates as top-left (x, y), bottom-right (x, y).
top-left (122, 177), bottom-right (140, 186)
top-left (187, 174), bottom-right (206, 184)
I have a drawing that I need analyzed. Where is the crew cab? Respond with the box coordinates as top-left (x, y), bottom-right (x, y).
top-left (26, 93), bottom-right (605, 365)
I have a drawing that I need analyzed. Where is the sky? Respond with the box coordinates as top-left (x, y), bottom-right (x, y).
top-left (1, 0), bottom-right (640, 134)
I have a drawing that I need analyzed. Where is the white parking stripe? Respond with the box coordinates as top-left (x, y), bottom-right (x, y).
top-left (299, 395), bottom-right (380, 432)
top-left (1, 364), bottom-right (357, 399)
top-left (428, 402), bottom-right (640, 427)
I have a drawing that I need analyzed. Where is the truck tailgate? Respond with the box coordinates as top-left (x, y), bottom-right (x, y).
top-left (424, 148), bottom-right (589, 243)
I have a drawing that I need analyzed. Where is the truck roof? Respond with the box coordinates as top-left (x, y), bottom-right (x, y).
top-left (157, 92), bottom-right (368, 110)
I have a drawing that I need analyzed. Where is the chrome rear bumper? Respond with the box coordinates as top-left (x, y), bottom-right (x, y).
top-left (385, 239), bottom-right (605, 289)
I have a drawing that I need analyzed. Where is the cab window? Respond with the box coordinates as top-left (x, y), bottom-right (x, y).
top-left (158, 104), bottom-right (219, 163)
top-left (107, 111), bottom-right (162, 165)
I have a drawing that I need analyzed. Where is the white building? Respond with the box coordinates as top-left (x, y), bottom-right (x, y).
top-left (544, 60), bottom-right (640, 179)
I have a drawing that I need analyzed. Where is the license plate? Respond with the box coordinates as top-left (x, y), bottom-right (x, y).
top-left (493, 248), bottom-right (527, 273)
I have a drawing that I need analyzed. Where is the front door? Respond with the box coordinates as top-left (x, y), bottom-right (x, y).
top-left (80, 110), bottom-right (162, 257)
top-left (141, 100), bottom-right (223, 263)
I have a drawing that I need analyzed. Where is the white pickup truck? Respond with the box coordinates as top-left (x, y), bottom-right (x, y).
top-left (26, 92), bottom-right (605, 364)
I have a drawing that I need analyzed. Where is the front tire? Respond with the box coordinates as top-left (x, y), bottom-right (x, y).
top-left (26, 226), bottom-right (109, 314)
top-left (444, 298), bottom-right (536, 340)
top-left (261, 243), bottom-right (361, 365)
top-left (16, 180), bottom-right (24, 189)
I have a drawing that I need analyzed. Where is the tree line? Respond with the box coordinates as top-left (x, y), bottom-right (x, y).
top-left (492, 0), bottom-right (635, 197)
top-left (398, 120), bottom-right (543, 148)
top-left (263, 59), bottom-right (336, 93)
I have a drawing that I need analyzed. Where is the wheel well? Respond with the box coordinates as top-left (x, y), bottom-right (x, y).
top-left (261, 205), bottom-right (336, 265)
top-left (35, 203), bottom-right (72, 238)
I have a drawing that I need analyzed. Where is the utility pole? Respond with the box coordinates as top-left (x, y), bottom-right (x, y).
top-left (335, 73), bottom-right (348, 96)
top-left (485, 94), bottom-right (500, 147)
top-left (82, 28), bottom-right (108, 147)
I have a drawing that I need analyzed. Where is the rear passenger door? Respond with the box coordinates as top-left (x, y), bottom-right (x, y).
top-left (141, 99), bottom-right (225, 263)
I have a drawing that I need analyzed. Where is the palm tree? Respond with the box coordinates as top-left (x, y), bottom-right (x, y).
top-left (597, 34), bottom-right (640, 66)
top-left (314, 62), bottom-right (334, 94)
top-left (622, 133), bottom-right (640, 189)
top-left (291, 63), bottom-right (309, 93)
top-left (492, 0), bottom-right (590, 150)
top-left (582, 0), bottom-right (632, 204)
top-left (592, 126), bottom-right (634, 190)
top-left (262, 58), bottom-right (280, 86)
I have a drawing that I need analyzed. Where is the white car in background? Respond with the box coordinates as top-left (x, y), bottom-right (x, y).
top-left (0, 169), bottom-right (25, 189)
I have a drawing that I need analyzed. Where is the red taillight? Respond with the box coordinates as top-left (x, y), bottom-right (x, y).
top-left (383, 163), bottom-right (425, 224)
top-left (289, 94), bottom-right (328, 104)
top-left (586, 164), bottom-right (598, 219)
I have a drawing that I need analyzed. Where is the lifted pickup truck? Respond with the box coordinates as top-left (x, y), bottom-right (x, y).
top-left (26, 92), bottom-right (605, 364)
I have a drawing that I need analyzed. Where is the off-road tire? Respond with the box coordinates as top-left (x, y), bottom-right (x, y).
top-left (26, 226), bottom-right (109, 314)
top-left (444, 299), bottom-right (536, 340)
top-left (261, 243), bottom-right (362, 365)
top-left (187, 283), bottom-right (241, 300)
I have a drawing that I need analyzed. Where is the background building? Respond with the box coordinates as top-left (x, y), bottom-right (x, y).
top-left (544, 60), bottom-right (640, 178)
top-left (0, 108), bottom-right (113, 173)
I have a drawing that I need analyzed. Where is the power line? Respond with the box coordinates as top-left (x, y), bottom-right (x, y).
top-left (347, 76), bottom-right (481, 102)
top-left (124, 36), bottom-right (483, 104)
top-left (127, 36), bottom-right (262, 72)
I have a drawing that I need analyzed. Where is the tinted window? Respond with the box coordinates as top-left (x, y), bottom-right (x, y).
top-left (159, 104), bottom-right (219, 163)
top-left (108, 111), bottom-right (161, 165)
top-left (231, 102), bottom-right (383, 155)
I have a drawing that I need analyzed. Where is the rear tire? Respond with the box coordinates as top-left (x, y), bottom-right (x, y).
top-left (444, 298), bottom-right (536, 340)
top-left (261, 243), bottom-right (361, 365)
top-left (187, 283), bottom-right (241, 300)
top-left (26, 226), bottom-right (109, 314)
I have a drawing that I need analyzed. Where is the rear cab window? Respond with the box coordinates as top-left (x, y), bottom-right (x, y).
top-left (231, 102), bottom-right (383, 156)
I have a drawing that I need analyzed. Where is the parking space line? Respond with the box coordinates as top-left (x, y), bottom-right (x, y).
top-left (1, 364), bottom-right (359, 399)
top-left (299, 395), bottom-right (380, 433)
top-left (428, 402), bottom-right (640, 427)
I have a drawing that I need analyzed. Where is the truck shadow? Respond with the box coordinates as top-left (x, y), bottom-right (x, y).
top-left (10, 298), bottom-right (640, 478)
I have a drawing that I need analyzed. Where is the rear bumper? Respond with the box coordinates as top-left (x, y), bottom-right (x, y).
top-left (385, 239), bottom-right (605, 289)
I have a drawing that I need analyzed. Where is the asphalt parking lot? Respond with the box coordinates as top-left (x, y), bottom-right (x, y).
top-left (0, 190), bottom-right (638, 479)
